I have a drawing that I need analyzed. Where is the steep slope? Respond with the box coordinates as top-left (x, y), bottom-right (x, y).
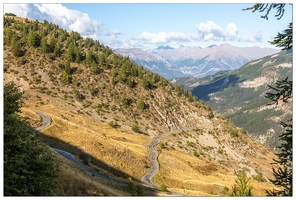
top-left (115, 44), bottom-right (280, 79)
top-left (4, 15), bottom-right (278, 196)
top-left (175, 50), bottom-right (292, 148)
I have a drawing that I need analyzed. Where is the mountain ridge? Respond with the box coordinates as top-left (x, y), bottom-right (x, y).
top-left (172, 50), bottom-right (292, 148)
top-left (115, 44), bottom-right (280, 79)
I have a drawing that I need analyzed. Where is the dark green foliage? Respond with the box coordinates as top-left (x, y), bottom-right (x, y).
top-left (5, 13), bottom-right (16, 16)
top-left (142, 78), bottom-right (153, 90)
top-left (269, 22), bottom-right (292, 50)
top-left (66, 42), bottom-right (76, 62)
top-left (12, 41), bottom-right (24, 57)
top-left (127, 177), bottom-right (143, 196)
top-left (108, 121), bottom-right (120, 128)
top-left (121, 93), bottom-right (132, 106)
top-left (4, 82), bottom-right (23, 117)
top-left (131, 124), bottom-right (141, 133)
top-left (137, 97), bottom-right (146, 110)
top-left (60, 71), bottom-right (72, 85)
top-left (4, 82), bottom-right (59, 195)
top-left (207, 110), bottom-right (214, 119)
top-left (79, 153), bottom-right (89, 165)
top-left (252, 171), bottom-right (266, 182)
top-left (228, 127), bottom-right (239, 138)
top-left (245, 4), bottom-right (292, 196)
top-left (244, 4), bottom-right (287, 20)
top-left (193, 151), bottom-right (199, 157)
top-left (27, 30), bottom-right (40, 47)
top-left (231, 170), bottom-right (253, 196)
top-left (54, 42), bottom-right (62, 57)
top-left (189, 51), bottom-right (292, 148)
top-left (266, 120), bottom-right (292, 196)
top-left (265, 77), bottom-right (292, 105)
top-left (159, 184), bottom-right (167, 192)
top-left (40, 36), bottom-right (50, 53)
top-left (74, 90), bottom-right (85, 101)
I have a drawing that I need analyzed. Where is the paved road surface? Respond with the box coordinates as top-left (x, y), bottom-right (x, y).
top-left (140, 126), bottom-right (206, 189)
top-left (34, 111), bottom-right (127, 186)
top-left (34, 110), bottom-right (187, 195)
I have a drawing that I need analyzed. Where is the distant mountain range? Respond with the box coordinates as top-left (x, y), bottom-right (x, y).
top-left (114, 44), bottom-right (280, 79)
top-left (171, 50), bottom-right (292, 148)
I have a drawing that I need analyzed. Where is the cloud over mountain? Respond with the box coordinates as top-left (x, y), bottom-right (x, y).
top-left (4, 4), bottom-right (103, 40)
top-left (195, 21), bottom-right (263, 43)
top-left (4, 4), bottom-right (265, 49)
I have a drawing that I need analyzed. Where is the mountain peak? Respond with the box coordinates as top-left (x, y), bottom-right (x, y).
top-left (207, 44), bottom-right (217, 48)
top-left (156, 45), bottom-right (174, 50)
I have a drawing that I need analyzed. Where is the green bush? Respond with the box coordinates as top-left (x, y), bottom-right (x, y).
top-left (109, 121), bottom-right (120, 128)
top-left (159, 184), bottom-right (167, 192)
top-left (131, 124), bottom-right (141, 133)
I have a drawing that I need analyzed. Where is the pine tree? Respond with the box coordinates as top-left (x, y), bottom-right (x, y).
top-left (27, 30), bottom-right (40, 47)
top-left (4, 82), bottom-right (59, 195)
top-left (40, 36), bottom-right (49, 53)
top-left (244, 3), bottom-right (292, 196)
top-left (66, 42), bottom-right (76, 62)
top-left (231, 170), bottom-right (253, 196)
top-left (266, 121), bottom-right (292, 196)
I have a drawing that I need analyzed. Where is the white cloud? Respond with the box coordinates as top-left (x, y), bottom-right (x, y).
top-left (4, 4), bottom-right (30, 17)
top-left (3, 4), bottom-right (264, 49)
top-left (34, 4), bottom-right (102, 39)
top-left (196, 21), bottom-right (224, 39)
top-left (4, 4), bottom-right (103, 40)
top-left (204, 34), bottom-right (214, 41)
top-left (239, 30), bottom-right (263, 43)
top-left (224, 23), bottom-right (239, 41)
top-left (196, 21), bottom-right (262, 43)
top-left (137, 31), bottom-right (199, 46)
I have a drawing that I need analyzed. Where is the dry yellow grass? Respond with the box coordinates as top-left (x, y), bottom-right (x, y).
top-left (53, 149), bottom-right (130, 196)
top-left (20, 103), bottom-right (277, 196)
top-left (20, 104), bottom-right (277, 196)
top-left (152, 147), bottom-right (275, 196)
top-left (23, 105), bottom-right (150, 182)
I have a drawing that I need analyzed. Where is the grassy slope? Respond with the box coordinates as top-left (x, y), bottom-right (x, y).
top-left (4, 15), bottom-right (279, 196)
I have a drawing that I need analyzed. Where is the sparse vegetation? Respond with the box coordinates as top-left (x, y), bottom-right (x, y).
top-left (3, 14), bottom-right (278, 197)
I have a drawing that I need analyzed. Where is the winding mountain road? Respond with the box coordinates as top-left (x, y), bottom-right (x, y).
top-left (34, 110), bottom-right (190, 195)
top-left (141, 126), bottom-right (206, 188)
top-left (34, 111), bottom-right (127, 186)
top-left (141, 136), bottom-right (160, 188)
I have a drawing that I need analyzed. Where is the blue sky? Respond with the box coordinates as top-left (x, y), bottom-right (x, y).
top-left (2, 2), bottom-right (293, 50)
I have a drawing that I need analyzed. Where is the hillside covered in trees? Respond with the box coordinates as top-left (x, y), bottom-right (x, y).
top-left (4, 14), bottom-right (280, 196)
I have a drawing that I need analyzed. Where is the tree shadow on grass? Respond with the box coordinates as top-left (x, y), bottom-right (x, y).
top-left (35, 131), bottom-right (158, 196)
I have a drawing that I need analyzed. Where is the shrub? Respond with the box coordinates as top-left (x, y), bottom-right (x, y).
top-left (131, 124), bottom-right (141, 133)
top-left (252, 172), bottom-right (266, 182)
top-left (229, 127), bottom-right (239, 137)
top-left (159, 184), bottom-right (167, 192)
top-left (193, 151), bottom-right (199, 157)
top-left (217, 148), bottom-right (223, 154)
top-left (109, 121), bottom-right (120, 128)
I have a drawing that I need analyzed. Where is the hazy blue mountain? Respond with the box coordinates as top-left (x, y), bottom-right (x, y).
top-left (115, 44), bottom-right (280, 79)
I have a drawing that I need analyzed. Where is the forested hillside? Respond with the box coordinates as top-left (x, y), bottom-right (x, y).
top-left (173, 50), bottom-right (292, 148)
top-left (4, 14), bottom-right (279, 196)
